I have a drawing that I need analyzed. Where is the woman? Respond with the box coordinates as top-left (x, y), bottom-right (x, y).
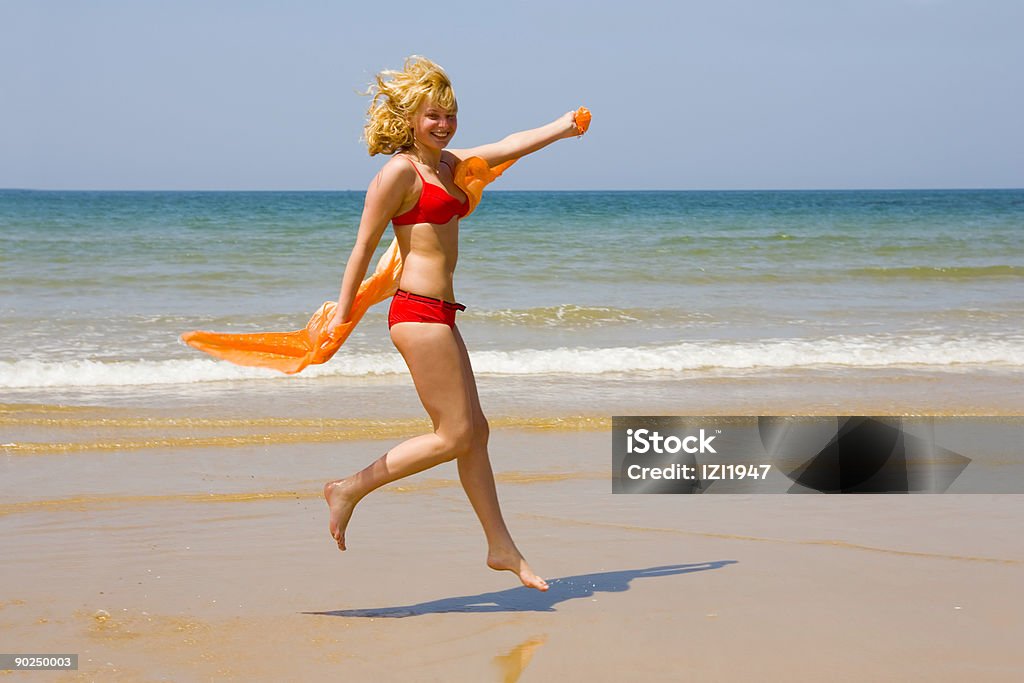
top-left (323, 56), bottom-right (584, 592)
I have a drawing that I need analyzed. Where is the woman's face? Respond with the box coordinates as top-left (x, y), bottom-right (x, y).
top-left (411, 100), bottom-right (457, 151)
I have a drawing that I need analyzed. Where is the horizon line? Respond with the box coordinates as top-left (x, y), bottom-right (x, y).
top-left (3, 186), bottom-right (1023, 193)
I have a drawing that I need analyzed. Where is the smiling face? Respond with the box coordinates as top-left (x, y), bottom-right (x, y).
top-left (410, 100), bottom-right (458, 152)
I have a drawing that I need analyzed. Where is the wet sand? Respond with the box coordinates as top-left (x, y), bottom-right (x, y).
top-left (2, 426), bottom-right (1023, 681)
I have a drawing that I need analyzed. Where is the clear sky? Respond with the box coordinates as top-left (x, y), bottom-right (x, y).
top-left (2, 0), bottom-right (1022, 190)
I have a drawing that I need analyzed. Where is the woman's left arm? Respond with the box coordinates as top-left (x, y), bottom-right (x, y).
top-left (449, 111), bottom-right (582, 166)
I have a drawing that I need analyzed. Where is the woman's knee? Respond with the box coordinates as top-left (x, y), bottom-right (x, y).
top-left (438, 418), bottom-right (487, 460)
top-left (437, 423), bottom-right (475, 461)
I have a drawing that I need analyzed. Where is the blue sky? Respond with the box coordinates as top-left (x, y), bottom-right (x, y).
top-left (2, 0), bottom-right (1022, 190)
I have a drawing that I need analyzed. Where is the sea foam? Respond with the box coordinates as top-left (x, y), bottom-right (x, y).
top-left (1, 335), bottom-right (1021, 389)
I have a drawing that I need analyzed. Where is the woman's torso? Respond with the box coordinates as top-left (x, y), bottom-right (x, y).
top-left (390, 154), bottom-right (469, 302)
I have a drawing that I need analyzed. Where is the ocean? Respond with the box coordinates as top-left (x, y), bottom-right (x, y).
top-left (2, 188), bottom-right (1022, 422)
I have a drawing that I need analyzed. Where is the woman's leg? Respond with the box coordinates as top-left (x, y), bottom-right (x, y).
top-left (323, 320), bottom-right (547, 590)
top-left (451, 325), bottom-right (548, 591)
top-left (324, 321), bottom-right (476, 551)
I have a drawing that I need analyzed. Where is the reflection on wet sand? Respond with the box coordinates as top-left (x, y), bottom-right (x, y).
top-left (0, 472), bottom-right (598, 517)
top-left (493, 634), bottom-right (547, 683)
top-left (0, 404), bottom-right (610, 456)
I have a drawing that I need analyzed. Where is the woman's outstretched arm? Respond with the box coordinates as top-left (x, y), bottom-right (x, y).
top-left (329, 161), bottom-right (413, 328)
top-left (448, 111), bottom-right (582, 167)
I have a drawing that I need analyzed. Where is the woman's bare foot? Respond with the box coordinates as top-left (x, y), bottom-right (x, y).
top-left (323, 479), bottom-right (359, 551)
top-left (487, 548), bottom-right (549, 591)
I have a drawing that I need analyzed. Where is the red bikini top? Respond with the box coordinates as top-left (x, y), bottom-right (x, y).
top-left (391, 155), bottom-right (470, 226)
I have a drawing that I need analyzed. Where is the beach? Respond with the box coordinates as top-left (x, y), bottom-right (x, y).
top-left (2, 424), bottom-right (1023, 681)
top-left (2, 188), bottom-right (1023, 680)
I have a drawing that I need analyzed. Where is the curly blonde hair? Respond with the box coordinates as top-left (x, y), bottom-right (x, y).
top-left (363, 56), bottom-right (457, 156)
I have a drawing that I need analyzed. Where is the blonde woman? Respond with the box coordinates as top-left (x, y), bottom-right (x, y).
top-left (324, 57), bottom-right (585, 591)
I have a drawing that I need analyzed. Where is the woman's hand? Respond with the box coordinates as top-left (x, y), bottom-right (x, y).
top-left (557, 110), bottom-right (579, 138)
top-left (559, 107), bottom-right (591, 139)
top-left (325, 311), bottom-right (346, 340)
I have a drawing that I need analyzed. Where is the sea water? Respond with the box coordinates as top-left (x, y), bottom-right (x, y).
top-left (2, 189), bottom-right (1022, 415)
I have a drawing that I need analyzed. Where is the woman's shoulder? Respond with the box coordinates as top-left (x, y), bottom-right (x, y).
top-left (375, 154), bottom-right (419, 185)
top-left (381, 152), bottom-right (414, 172)
top-left (362, 155), bottom-right (418, 207)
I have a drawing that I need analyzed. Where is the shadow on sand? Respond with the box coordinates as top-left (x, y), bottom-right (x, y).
top-left (305, 561), bottom-right (736, 618)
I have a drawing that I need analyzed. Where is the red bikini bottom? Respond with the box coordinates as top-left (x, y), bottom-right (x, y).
top-left (388, 289), bottom-right (466, 329)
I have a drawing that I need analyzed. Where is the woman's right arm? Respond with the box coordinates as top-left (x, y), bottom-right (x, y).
top-left (448, 111), bottom-right (581, 167)
top-left (329, 161), bottom-right (412, 329)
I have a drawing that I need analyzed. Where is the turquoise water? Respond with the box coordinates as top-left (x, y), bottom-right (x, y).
top-left (1, 189), bottom-right (1022, 403)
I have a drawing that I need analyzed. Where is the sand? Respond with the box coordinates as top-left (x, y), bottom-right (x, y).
top-left (2, 425), bottom-right (1023, 681)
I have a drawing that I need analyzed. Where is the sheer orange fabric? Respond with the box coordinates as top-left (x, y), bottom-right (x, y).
top-left (180, 237), bottom-right (403, 374)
